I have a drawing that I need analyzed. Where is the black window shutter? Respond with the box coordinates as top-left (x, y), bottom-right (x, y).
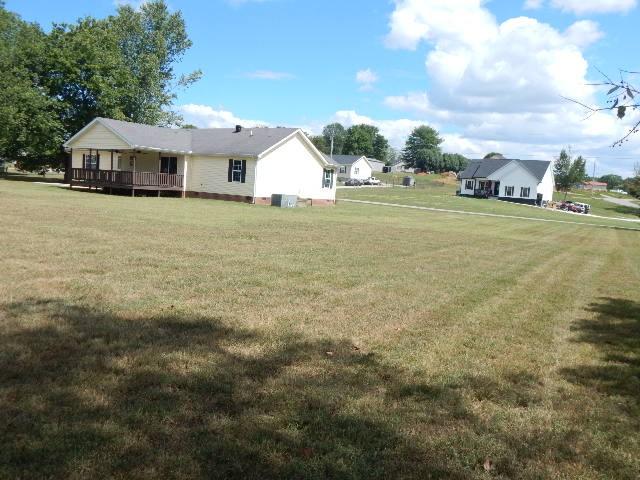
top-left (241, 160), bottom-right (247, 183)
top-left (96, 153), bottom-right (100, 170)
top-left (331, 170), bottom-right (334, 188)
top-left (82, 154), bottom-right (86, 169)
top-left (322, 170), bottom-right (325, 188)
top-left (228, 159), bottom-right (233, 182)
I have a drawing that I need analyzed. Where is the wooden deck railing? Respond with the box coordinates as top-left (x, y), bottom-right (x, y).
top-left (71, 168), bottom-right (183, 189)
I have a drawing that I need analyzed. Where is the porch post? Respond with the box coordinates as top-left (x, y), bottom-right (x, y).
top-left (182, 155), bottom-right (188, 199)
top-left (68, 148), bottom-right (73, 189)
top-left (110, 150), bottom-right (113, 170)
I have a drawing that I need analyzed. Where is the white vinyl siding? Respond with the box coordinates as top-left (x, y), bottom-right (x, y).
top-left (68, 122), bottom-right (130, 150)
top-left (187, 156), bottom-right (255, 196)
top-left (254, 132), bottom-right (335, 201)
top-left (348, 157), bottom-right (372, 180)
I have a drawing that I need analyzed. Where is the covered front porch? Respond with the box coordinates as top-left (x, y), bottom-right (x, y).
top-left (473, 179), bottom-right (500, 199)
top-left (68, 148), bottom-right (187, 195)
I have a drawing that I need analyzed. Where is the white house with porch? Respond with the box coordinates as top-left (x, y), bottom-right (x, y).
top-left (63, 118), bottom-right (337, 206)
top-left (459, 158), bottom-right (554, 205)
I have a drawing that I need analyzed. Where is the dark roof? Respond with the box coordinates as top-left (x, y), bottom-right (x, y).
top-left (71, 118), bottom-right (299, 157)
top-left (459, 158), bottom-right (551, 182)
top-left (329, 154), bottom-right (366, 165)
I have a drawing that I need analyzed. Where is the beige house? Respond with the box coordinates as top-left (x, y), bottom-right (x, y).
top-left (63, 118), bottom-right (337, 205)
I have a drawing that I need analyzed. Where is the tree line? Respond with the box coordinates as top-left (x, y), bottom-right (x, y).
top-left (0, 0), bottom-right (199, 170)
top-left (310, 123), bottom-right (469, 172)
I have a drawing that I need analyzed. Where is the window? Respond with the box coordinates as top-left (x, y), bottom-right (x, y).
top-left (520, 187), bottom-right (530, 198)
top-left (323, 169), bottom-right (334, 189)
top-left (83, 153), bottom-right (98, 170)
top-left (339, 166), bottom-right (346, 174)
top-left (228, 159), bottom-right (246, 183)
top-left (465, 180), bottom-right (474, 190)
top-left (116, 155), bottom-right (122, 170)
top-left (161, 156), bottom-right (178, 174)
top-left (504, 186), bottom-right (514, 196)
top-left (354, 167), bottom-right (359, 175)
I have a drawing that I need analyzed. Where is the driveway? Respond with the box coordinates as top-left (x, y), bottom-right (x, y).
top-left (601, 195), bottom-right (640, 209)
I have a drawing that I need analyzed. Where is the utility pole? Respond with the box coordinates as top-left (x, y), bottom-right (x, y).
top-left (591, 159), bottom-right (596, 198)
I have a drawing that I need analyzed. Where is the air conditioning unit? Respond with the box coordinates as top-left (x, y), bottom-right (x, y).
top-left (271, 194), bottom-right (297, 208)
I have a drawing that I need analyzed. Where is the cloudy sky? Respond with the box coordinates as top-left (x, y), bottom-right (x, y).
top-left (8, 0), bottom-right (640, 176)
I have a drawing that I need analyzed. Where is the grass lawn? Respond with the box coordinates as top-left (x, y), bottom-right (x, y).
top-left (339, 183), bottom-right (640, 226)
top-left (1, 179), bottom-right (639, 479)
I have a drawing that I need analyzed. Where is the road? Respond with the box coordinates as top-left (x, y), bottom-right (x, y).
top-left (601, 195), bottom-right (640, 209)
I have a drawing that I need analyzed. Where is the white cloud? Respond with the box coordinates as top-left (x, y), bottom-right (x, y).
top-left (550, 0), bottom-right (637, 15)
top-left (355, 68), bottom-right (379, 91)
top-left (245, 70), bottom-right (294, 80)
top-left (178, 104), bottom-right (269, 128)
top-left (523, 0), bottom-right (543, 9)
top-left (564, 20), bottom-right (604, 47)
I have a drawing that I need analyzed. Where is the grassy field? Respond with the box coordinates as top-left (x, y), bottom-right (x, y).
top-left (1, 179), bottom-right (639, 479)
top-left (339, 182), bottom-right (640, 226)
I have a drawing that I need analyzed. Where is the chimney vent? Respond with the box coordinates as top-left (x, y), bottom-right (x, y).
top-left (235, 125), bottom-right (242, 133)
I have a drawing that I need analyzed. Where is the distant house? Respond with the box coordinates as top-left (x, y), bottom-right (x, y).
top-left (459, 157), bottom-right (554, 205)
top-left (63, 118), bottom-right (337, 206)
top-left (576, 181), bottom-right (607, 191)
top-left (384, 159), bottom-right (412, 173)
top-left (330, 155), bottom-right (373, 180)
top-left (366, 158), bottom-right (385, 173)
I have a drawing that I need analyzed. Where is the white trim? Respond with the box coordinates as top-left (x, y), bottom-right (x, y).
top-left (63, 118), bottom-right (133, 149)
top-left (258, 130), bottom-right (334, 168)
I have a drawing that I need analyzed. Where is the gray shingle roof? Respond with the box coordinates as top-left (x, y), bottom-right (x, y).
top-left (329, 154), bottom-right (366, 165)
top-left (84, 118), bottom-right (299, 157)
top-left (459, 158), bottom-right (550, 182)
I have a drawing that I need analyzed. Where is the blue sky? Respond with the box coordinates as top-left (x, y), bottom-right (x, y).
top-left (7, 0), bottom-right (640, 176)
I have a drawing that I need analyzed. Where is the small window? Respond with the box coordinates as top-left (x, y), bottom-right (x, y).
top-left (339, 166), bottom-right (346, 174)
top-left (161, 156), bottom-right (178, 174)
top-left (520, 187), bottom-right (530, 198)
top-left (232, 159), bottom-right (243, 182)
top-left (465, 180), bottom-right (474, 190)
top-left (83, 154), bottom-right (98, 170)
top-left (505, 186), bottom-right (514, 196)
top-left (116, 155), bottom-right (122, 170)
top-left (354, 167), bottom-right (359, 175)
top-left (323, 169), bottom-right (333, 189)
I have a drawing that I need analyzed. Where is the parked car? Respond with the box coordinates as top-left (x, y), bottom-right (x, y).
top-left (574, 202), bottom-right (591, 214)
top-left (344, 178), bottom-right (363, 186)
top-left (363, 177), bottom-right (381, 185)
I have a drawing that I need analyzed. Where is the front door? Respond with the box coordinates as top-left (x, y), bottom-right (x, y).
top-left (493, 181), bottom-right (500, 196)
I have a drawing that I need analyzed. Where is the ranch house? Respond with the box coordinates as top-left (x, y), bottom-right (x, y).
top-left (331, 155), bottom-right (373, 180)
top-left (63, 118), bottom-right (337, 206)
top-left (459, 158), bottom-right (554, 205)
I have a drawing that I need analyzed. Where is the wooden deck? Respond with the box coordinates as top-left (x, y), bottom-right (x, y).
top-left (71, 168), bottom-right (184, 191)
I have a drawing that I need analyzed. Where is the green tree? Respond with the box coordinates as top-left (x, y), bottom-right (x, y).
top-left (322, 123), bottom-right (345, 156)
top-left (343, 124), bottom-right (389, 160)
top-left (372, 132), bottom-right (389, 162)
top-left (309, 135), bottom-right (328, 154)
top-left (554, 149), bottom-right (586, 199)
top-left (483, 152), bottom-right (504, 159)
top-left (0, 5), bottom-right (63, 170)
top-left (598, 174), bottom-right (623, 190)
top-left (108, 0), bottom-right (201, 126)
top-left (401, 125), bottom-right (443, 172)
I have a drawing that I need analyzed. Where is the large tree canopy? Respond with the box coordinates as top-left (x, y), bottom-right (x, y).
top-left (0, 0), bottom-right (200, 170)
top-left (322, 123), bottom-right (346, 156)
top-left (343, 124), bottom-right (389, 161)
top-left (401, 126), bottom-right (467, 172)
top-left (554, 149), bottom-right (587, 199)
